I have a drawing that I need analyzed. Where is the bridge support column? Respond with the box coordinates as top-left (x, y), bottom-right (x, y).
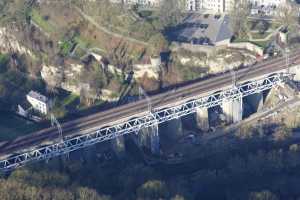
top-left (195, 107), bottom-right (209, 131)
top-left (138, 123), bottom-right (160, 155)
top-left (290, 65), bottom-right (300, 82)
top-left (165, 118), bottom-right (183, 139)
top-left (222, 96), bottom-right (243, 123)
top-left (246, 92), bottom-right (264, 112)
top-left (112, 136), bottom-right (125, 156)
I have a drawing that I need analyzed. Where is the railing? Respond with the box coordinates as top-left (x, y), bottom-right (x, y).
top-left (0, 73), bottom-right (290, 171)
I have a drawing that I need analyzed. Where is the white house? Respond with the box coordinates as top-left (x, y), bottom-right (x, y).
top-left (26, 91), bottom-right (51, 115)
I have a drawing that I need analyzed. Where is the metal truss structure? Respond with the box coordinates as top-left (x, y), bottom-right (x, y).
top-left (0, 73), bottom-right (290, 171)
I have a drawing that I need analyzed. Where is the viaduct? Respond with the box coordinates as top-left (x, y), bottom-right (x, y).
top-left (0, 51), bottom-right (300, 171)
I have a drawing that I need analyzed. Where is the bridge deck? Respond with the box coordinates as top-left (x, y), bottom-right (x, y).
top-left (0, 51), bottom-right (300, 158)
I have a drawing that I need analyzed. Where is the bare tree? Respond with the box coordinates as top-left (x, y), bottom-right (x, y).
top-left (275, 2), bottom-right (299, 32)
top-left (158, 0), bottom-right (185, 28)
top-left (230, 0), bottom-right (251, 38)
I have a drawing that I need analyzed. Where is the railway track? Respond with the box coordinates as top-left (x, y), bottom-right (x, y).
top-left (1, 51), bottom-right (300, 156)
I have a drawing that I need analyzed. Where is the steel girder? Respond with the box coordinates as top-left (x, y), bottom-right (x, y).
top-left (0, 73), bottom-right (289, 171)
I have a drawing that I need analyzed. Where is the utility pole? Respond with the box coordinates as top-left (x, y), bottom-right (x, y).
top-left (225, 66), bottom-right (236, 88)
top-left (230, 69), bottom-right (236, 88)
top-left (285, 47), bottom-right (290, 74)
top-left (139, 86), bottom-right (159, 154)
top-left (139, 86), bottom-right (152, 113)
top-left (50, 113), bottom-right (63, 142)
top-left (50, 113), bottom-right (70, 159)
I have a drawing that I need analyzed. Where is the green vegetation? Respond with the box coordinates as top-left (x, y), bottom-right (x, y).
top-left (78, 0), bottom-right (169, 53)
top-left (0, 115), bottom-right (299, 200)
top-left (232, 37), bottom-right (270, 49)
top-left (30, 9), bottom-right (55, 33)
top-left (232, 17), bottom-right (282, 50)
top-left (59, 30), bottom-right (80, 56)
top-left (171, 50), bottom-right (209, 81)
top-left (251, 32), bottom-right (271, 40)
top-left (0, 168), bottom-right (111, 200)
top-left (1, 2), bottom-right (300, 200)
top-left (0, 112), bottom-right (42, 141)
top-left (252, 40), bottom-right (270, 48)
top-left (178, 65), bottom-right (208, 81)
top-left (0, 56), bottom-right (45, 110)
top-left (0, 53), bottom-right (9, 72)
top-left (0, 53), bottom-right (47, 139)
top-left (62, 94), bottom-right (79, 107)
top-left (74, 36), bottom-right (91, 49)
top-left (50, 92), bottom-right (80, 118)
top-left (59, 39), bottom-right (76, 56)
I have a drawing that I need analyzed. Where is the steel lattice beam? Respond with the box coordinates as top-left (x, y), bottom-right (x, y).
top-left (0, 73), bottom-right (290, 171)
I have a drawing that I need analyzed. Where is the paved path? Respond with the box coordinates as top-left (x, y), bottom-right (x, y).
top-left (248, 26), bottom-right (282, 42)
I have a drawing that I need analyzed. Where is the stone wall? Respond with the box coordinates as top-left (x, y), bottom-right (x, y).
top-left (228, 42), bottom-right (264, 56)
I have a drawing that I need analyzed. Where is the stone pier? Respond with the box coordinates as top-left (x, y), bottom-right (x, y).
top-left (164, 118), bottom-right (183, 140)
top-left (111, 136), bottom-right (126, 156)
top-left (222, 96), bottom-right (243, 123)
top-left (195, 107), bottom-right (209, 131)
top-left (138, 124), bottom-right (160, 154)
top-left (245, 92), bottom-right (264, 112)
top-left (290, 65), bottom-right (300, 82)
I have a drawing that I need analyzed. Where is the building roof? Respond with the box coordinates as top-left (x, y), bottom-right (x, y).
top-left (172, 14), bottom-right (233, 45)
top-left (27, 91), bottom-right (48, 103)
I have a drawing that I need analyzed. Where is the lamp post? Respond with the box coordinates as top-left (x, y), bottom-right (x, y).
top-left (225, 65), bottom-right (236, 88)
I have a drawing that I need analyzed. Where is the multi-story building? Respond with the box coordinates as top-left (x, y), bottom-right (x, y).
top-left (110, 0), bottom-right (161, 7)
top-left (249, 0), bottom-right (286, 7)
top-left (26, 91), bottom-right (51, 115)
top-left (111, 0), bottom-right (232, 13)
top-left (111, 0), bottom-right (286, 14)
top-left (186, 0), bottom-right (235, 13)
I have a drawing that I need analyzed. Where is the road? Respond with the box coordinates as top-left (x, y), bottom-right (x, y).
top-left (1, 51), bottom-right (300, 156)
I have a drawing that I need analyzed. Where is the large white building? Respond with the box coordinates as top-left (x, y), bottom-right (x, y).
top-left (26, 91), bottom-right (51, 115)
top-left (186, 0), bottom-right (235, 13)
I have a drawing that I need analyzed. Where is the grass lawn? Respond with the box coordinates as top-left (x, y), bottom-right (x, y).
top-left (30, 9), bottom-right (56, 33)
top-left (232, 37), bottom-right (270, 49)
top-left (251, 32), bottom-right (271, 40)
top-left (0, 112), bottom-right (44, 142)
top-left (62, 94), bottom-right (79, 107)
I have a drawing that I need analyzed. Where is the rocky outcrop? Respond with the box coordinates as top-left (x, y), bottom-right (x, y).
top-left (177, 49), bottom-right (257, 74)
top-left (41, 61), bottom-right (120, 101)
top-left (133, 56), bottom-right (161, 80)
top-left (0, 27), bottom-right (33, 57)
top-left (41, 65), bottom-right (64, 88)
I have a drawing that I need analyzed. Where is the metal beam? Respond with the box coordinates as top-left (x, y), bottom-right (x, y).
top-left (0, 73), bottom-right (290, 171)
